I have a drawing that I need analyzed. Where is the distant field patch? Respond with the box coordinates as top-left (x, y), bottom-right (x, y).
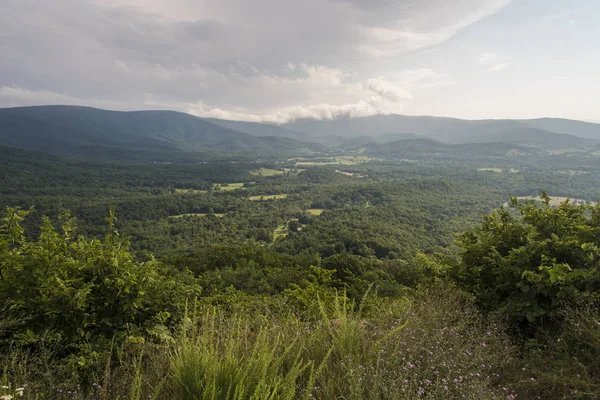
top-left (477, 168), bottom-right (503, 173)
top-left (248, 194), bottom-right (288, 201)
top-left (213, 183), bottom-right (250, 191)
top-left (307, 209), bottom-right (325, 215)
top-left (168, 213), bottom-right (225, 219)
top-left (250, 168), bottom-right (284, 177)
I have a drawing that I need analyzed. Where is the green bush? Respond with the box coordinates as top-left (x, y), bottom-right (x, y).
top-left (0, 207), bottom-right (199, 361)
top-left (449, 193), bottom-right (600, 324)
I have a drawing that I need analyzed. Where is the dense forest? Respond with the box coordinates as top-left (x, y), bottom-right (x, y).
top-left (1, 135), bottom-right (600, 399)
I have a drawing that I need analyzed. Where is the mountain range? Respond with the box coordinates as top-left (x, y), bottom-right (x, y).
top-left (0, 105), bottom-right (599, 160)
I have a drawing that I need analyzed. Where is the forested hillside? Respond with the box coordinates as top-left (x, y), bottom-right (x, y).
top-left (0, 106), bottom-right (314, 159)
top-left (1, 134), bottom-right (600, 399)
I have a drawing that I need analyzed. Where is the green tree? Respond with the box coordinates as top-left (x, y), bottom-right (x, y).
top-left (449, 193), bottom-right (600, 324)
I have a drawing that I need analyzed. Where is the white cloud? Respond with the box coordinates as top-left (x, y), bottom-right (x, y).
top-left (477, 53), bottom-right (500, 64)
top-left (365, 78), bottom-right (412, 102)
top-left (0, 0), bottom-right (514, 120)
top-left (487, 63), bottom-right (510, 72)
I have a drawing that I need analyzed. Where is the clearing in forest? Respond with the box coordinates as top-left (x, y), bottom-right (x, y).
top-left (213, 183), bottom-right (251, 191)
top-left (250, 168), bottom-right (284, 177)
top-left (307, 209), bottom-right (325, 215)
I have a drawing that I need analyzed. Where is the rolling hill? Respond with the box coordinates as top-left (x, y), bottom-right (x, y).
top-left (282, 114), bottom-right (599, 149)
top-left (0, 105), bottom-right (314, 159)
top-left (1, 106), bottom-right (598, 161)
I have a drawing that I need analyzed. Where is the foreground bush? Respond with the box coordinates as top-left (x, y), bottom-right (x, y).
top-left (0, 207), bottom-right (199, 373)
top-left (448, 193), bottom-right (600, 325)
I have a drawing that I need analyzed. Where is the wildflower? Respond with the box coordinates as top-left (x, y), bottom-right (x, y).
top-left (1, 395), bottom-right (14, 400)
top-left (407, 362), bottom-right (415, 368)
top-left (417, 387), bottom-right (425, 396)
top-left (482, 343), bottom-right (487, 348)
top-left (530, 377), bottom-right (536, 382)
top-left (444, 386), bottom-right (449, 391)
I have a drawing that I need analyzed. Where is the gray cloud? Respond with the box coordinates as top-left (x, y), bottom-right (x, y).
top-left (0, 0), bottom-right (511, 121)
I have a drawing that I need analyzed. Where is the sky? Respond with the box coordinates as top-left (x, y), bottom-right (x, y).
top-left (0, 0), bottom-right (599, 123)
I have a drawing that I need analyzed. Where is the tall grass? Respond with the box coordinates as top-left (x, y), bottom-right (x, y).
top-left (8, 286), bottom-right (595, 399)
top-left (171, 287), bottom-right (515, 399)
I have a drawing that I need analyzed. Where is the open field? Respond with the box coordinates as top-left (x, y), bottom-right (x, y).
top-left (478, 168), bottom-right (503, 173)
top-left (168, 213), bottom-right (225, 219)
top-left (213, 182), bottom-right (251, 191)
top-left (250, 168), bottom-right (284, 177)
top-left (307, 209), bottom-right (325, 215)
top-left (248, 194), bottom-right (288, 201)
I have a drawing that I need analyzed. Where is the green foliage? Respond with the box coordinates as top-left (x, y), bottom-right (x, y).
top-left (0, 207), bottom-right (199, 364)
top-left (450, 193), bottom-right (600, 324)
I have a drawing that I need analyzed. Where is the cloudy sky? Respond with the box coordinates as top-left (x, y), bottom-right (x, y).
top-left (1, 0), bottom-right (598, 122)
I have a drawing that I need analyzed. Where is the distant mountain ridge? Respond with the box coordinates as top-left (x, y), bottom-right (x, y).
top-left (0, 105), bottom-right (314, 159)
top-left (282, 114), bottom-right (600, 149)
top-left (0, 106), bottom-right (598, 160)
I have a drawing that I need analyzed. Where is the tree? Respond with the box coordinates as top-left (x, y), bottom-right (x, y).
top-left (448, 193), bottom-right (600, 324)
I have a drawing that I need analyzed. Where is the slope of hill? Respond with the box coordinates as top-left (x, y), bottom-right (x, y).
top-left (205, 118), bottom-right (311, 141)
top-left (283, 114), bottom-right (597, 149)
top-left (0, 106), bottom-right (314, 159)
top-left (523, 118), bottom-right (600, 140)
top-left (359, 138), bottom-right (543, 159)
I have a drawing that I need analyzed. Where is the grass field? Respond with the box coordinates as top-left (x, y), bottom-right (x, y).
top-left (248, 194), bottom-right (288, 201)
top-left (306, 209), bottom-right (325, 215)
top-left (213, 183), bottom-right (250, 191)
top-left (477, 168), bottom-right (503, 173)
top-left (168, 213), bottom-right (225, 219)
top-left (249, 168), bottom-right (284, 177)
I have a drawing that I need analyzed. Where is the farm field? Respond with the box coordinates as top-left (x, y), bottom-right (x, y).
top-left (250, 168), bottom-right (284, 176)
top-left (478, 168), bottom-right (503, 173)
top-left (213, 182), bottom-right (251, 191)
top-left (306, 209), bottom-right (325, 215)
